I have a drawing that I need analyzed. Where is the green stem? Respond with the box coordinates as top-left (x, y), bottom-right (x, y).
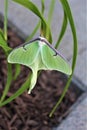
top-left (0, 72), bottom-right (32, 107)
top-left (41, 0), bottom-right (45, 13)
top-left (0, 0), bottom-right (13, 103)
top-left (26, 21), bottom-right (40, 42)
top-left (49, 0), bottom-right (78, 117)
top-left (49, 74), bottom-right (72, 117)
top-left (4, 0), bottom-right (8, 41)
top-left (48, 0), bottom-right (55, 25)
top-left (40, 0), bottom-right (45, 37)
top-left (55, 10), bottom-right (68, 49)
top-left (0, 64), bottom-right (12, 103)
top-left (45, 0), bottom-right (55, 42)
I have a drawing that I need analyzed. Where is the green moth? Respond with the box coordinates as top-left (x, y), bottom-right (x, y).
top-left (8, 37), bottom-right (72, 93)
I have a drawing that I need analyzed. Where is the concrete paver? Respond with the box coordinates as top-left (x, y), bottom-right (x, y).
top-left (74, 49), bottom-right (87, 87)
top-left (54, 95), bottom-right (87, 130)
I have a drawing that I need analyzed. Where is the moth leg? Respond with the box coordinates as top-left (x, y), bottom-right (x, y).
top-left (23, 45), bottom-right (27, 51)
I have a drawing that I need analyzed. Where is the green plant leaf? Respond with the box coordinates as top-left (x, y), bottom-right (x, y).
top-left (55, 10), bottom-right (68, 49)
top-left (61, 0), bottom-right (78, 70)
top-left (41, 0), bottom-right (45, 13)
top-left (0, 63), bottom-right (12, 103)
top-left (13, 64), bottom-right (21, 80)
top-left (0, 73), bottom-right (32, 107)
top-left (40, 0), bottom-right (45, 37)
top-left (0, 29), bottom-right (11, 53)
top-left (26, 21), bottom-right (40, 42)
top-left (13, 0), bottom-right (52, 42)
top-left (8, 37), bottom-right (72, 93)
top-left (49, 0), bottom-right (78, 117)
top-left (48, 0), bottom-right (55, 25)
top-left (4, 0), bottom-right (8, 41)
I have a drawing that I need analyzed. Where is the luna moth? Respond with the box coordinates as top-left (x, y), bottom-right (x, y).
top-left (8, 36), bottom-right (72, 94)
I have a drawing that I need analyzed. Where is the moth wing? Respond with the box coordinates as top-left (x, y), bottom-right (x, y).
top-left (41, 44), bottom-right (72, 75)
top-left (8, 41), bottom-right (39, 67)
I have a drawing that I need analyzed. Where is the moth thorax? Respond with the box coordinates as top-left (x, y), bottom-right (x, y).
top-left (38, 40), bottom-right (45, 48)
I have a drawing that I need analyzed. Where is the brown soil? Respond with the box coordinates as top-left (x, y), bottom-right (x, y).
top-left (0, 21), bottom-right (81, 130)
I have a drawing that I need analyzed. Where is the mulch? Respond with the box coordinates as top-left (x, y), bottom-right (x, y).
top-left (0, 21), bottom-right (78, 130)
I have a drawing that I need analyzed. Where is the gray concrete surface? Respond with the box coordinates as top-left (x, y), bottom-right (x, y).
top-left (74, 49), bottom-right (87, 87)
top-left (54, 94), bottom-right (87, 130)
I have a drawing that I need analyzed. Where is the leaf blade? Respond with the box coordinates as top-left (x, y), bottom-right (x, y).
top-left (0, 63), bottom-right (12, 103)
top-left (13, 0), bottom-right (52, 42)
top-left (49, 0), bottom-right (78, 117)
top-left (0, 29), bottom-right (11, 53)
top-left (55, 10), bottom-right (68, 49)
top-left (0, 73), bottom-right (32, 107)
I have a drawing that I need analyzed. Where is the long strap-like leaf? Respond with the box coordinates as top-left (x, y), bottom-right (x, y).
top-left (55, 10), bottom-right (68, 49)
top-left (49, 0), bottom-right (78, 117)
top-left (0, 0), bottom-right (13, 103)
top-left (26, 21), bottom-right (40, 42)
top-left (0, 64), bottom-right (12, 103)
top-left (0, 29), bottom-right (11, 52)
top-left (0, 73), bottom-right (32, 107)
top-left (48, 0), bottom-right (55, 25)
top-left (13, 0), bottom-right (52, 42)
